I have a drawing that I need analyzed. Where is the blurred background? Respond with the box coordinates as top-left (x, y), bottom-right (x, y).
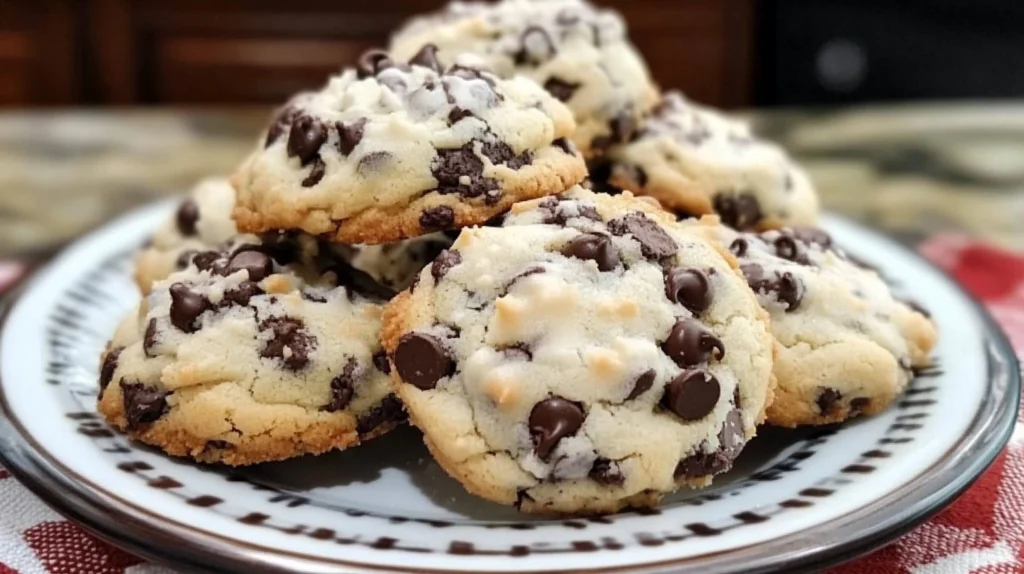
top-left (2, 0), bottom-right (1024, 257)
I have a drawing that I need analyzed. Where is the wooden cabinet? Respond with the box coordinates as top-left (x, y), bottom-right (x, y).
top-left (1, 0), bottom-right (756, 108)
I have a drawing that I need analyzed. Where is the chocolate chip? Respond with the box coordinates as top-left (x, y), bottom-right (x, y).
top-left (259, 317), bottom-right (317, 371)
top-left (265, 104), bottom-right (299, 147)
top-left (169, 283), bottom-right (211, 333)
top-left (357, 49), bottom-right (393, 78)
top-left (481, 139), bottom-right (532, 170)
top-left (191, 250), bottom-right (221, 272)
top-left (543, 77), bottom-right (579, 102)
top-left (287, 115), bottom-right (327, 165)
top-left (538, 197), bottom-right (600, 225)
top-left (616, 164), bottom-right (648, 189)
top-left (222, 281), bottom-right (265, 307)
top-left (553, 138), bottom-right (575, 155)
top-left (357, 395), bottom-right (407, 435)
top-left (729, 238), bottom-right (749, 257)
top-left (448, 106), bottom-right (474, 125)
top-left (626, 369), bottom-right (656, 400)
top-left (336, 118), bottom-right (367, 156)
top-left (589, 458), bottom-right (625, 486)
top-left (590, 135), bottom-right (613, 155)
top-left (325, 359), bottom-right (360, 412)
top-left (432, 144), bottom-right (496, 198)
top-left (302, 157), bottom-right (326, 187)
top-left (373, 350), bottom-right (391, 374)
top-left (143, 319), bottom-right (158, 357)
top-left (790, 227), bottom-right (832, 249)
top-left (662, 318), bottom-right (725, 367)
top-left (99, 347), bottom-right (123, 393)
top-left (357, 151), bottom-right (393, 174)
top-left (516, 26), bottom-right (556, 65)
top-left (610, 112), bottom-right (637, 143)
top-left (850, 397), bottom-right (870, 414)
top-left (431, 249), bottom-right (462, 281)
top-left (561, 233), bottom-right (620, 271)
top-left (121, 381), bottom-right (169, 430)
top-left (529, 397), bottom-right (585, 461)
top-left (665, 268), bottom-right (713, 314)
top-left (740, 263), bottom-right (805, 311)
top-left (662, 368), bottom-right (720, 421)
top-left (674, 407), bottom-right (744, 478)
top-left (817, 388), bottom-right (842, 415)
top-left (176, 199), bottom-right (199, 237)
top-left (409, 43), bottom-right (444, 73)
top-left (226, 250), bottom-right (273, 282)
top-left (607, 212), bottom-right (677, 260)
top-left (420, 206), bottom-right (456, 230)
top-left (714, 193), bottom-right (762, 230)
top-left (394, 333), bottom-right (453, 390)
top-left (773, 235), bottom-right (809, 264)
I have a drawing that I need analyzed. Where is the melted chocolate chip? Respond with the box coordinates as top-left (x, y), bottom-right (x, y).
top-left (409, 43), bottom-right (444, 73)
top-left (226, 250), bottom-right (273, 282)
top-left (553, 138), bottom-right (575, 155)
top-left (662, 369), bottom-right (720, 421)
top-left (674, 408), bottom-right (744, 478)
top-left (431, 249), bottom-right (462, 281)
top-left (357, 395), bottom-right (407, 435)
top-left (394, 333), bottom-right (453, 390)
top-left (607, 212), bottom-right (677, 260)
top-left (729, 237), bottom-right (749, 257)
top-left (143, 319), bottom-right (159, 357)
top-left (373, 350), bottom-right (391, 374)
top-left (448, 106), bottom-right (474, 124)
top-left (222, 281), bottom-right (265, 307)
top-left (302, 157), bottom-right (326, 187)
top-left (336, 118), bottom-right (367, 156)
top-left (714, 193), bottom-right (762, 230)
top-left (121, 381), bottom-right (169, 430)
top-left (529, 397), bottom-right (585, 461)
top-left (817, 388), bottom-right (842, 415)
top-left (665, 268), bottom-right (713, 314)
top-left (176, 199), bottom-right (199, 237)
top-left (561, 233), bottom-right (620, 271)
top-left (325, 359), bottom-right (360, 412)
top-left (626, 369), bottom-right (656, 400)
top-left (357, 49), bottom-right (394, 78)
top-left (169, 283), bottom-right (211, 333)
top-left (265, 104), bottom-right (299, 147)
top-left (259, 317), bottom-right (317, 371)
top-left (99, 347), bottom-right (123, 393)
top-left (662, 318), bottom-right (725, 367)
top-left (589, 458), bottom-right (625, 486)
top-left (850, 397), bottom-right (870, 414)
top-left (740, 263), bottom-right (805, 311)
top-left (420, 206), bottom-right (456, 230)
top-left (191, 250), bottom-right (221, 272)
top-left (610, 112), bottom-right (637, 143)
top-left (543, 77), bottom-right (579, 102)
top-left (287, 115), bottom-right (327, 165)
top-left (773, 235), bottom-right (809, 265)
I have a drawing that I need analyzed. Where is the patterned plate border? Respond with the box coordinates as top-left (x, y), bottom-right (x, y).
top-left (0, 208), bottom-right (1019, 574)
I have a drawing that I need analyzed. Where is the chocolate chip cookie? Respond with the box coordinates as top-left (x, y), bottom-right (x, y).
top-left (380, 189), bottom-right (775, 515)
top-left (608, 92), bottom-right (819, 230)
top-left (698, 221), bottom-right (937, 427)
top-left (134, 178), bottom-right (238, 295)
top-left (389, 0), bottom-right (659, 159)
top-left (232, 47), bottom-right (586, 244)
top-left (99, 234), bottom-right (402, 465)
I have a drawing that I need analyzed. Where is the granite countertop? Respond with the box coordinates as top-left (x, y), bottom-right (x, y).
top-left (1, 103), bottom-right (1023, 258)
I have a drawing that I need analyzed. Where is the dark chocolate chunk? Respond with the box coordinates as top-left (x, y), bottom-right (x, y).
top-left (790, 227), bottom-right (832, 249)
top-left (169, 283), bottom-right (211, 333)
top-left (773, 234), bottom-right (809, 265)
top-left (729, 237), bottom-right (749, 257)
top-left (121, 381), bottom-right (169, 430)
top-left (543, 77), bottom-right (579, 102)
top-left (357, 49), bottom-right (394, 78)
top-left (432, 144), bottom-right (497, 198)
top-left (287, 115), bottom-right (327, 165)
top-left (372, 350), bottom-right (391, 374)
top-left (740, 263), bottom-right (805, 311)
top-left (191, 250), bottom-right (221, 273)
top-left (662, 318), bottom-right (725, 367)
top-left (420, 206), bottom-right (456, 230)
top-left (409, 43), bottom-right (444, 73)
top-left (625, 369), bottom-right (656, 400)
top-left (431, 249), bottom-right (462, 281)
top-left (553, 137), bottom-right (575, 155)
top-left (713, 193), bottom-right (762, 230)
top-left (222, 281), bottom-right (265, 307)
top-left (664, 268), bottom-right (713, 314)
top-left (850, 397), bottom-right (870, 414)
top-left (610, 112), bottom-right (637, 143)
top-left (589, 458), bottom-right (625, 486)
top-left (481, 139), bottom-right (532, 170)
top-left (674, 408), bottom-right (744, 478)
top-left (226, 250), bottom-right (273, 282)
top-left (394, 333), bottom-right (453, 390)
top-left (448, 106), bottom-right (474, 125)
top-left (143, 318), bottom-right (159, 357)
top-left (561, 233), bottom-right (620, 271)
top-left (662, 368), bottom-right (720, 421)
top-left (302, 157), bottom-right (326, 187)
top-left (325, 359), bottom-right (360, 412)
top-left (259, 317), bottom-right (317, 371)
top-left (817, 388), bottom-right (842, 415)
top-left (529, 397), bottom-right (585, 461)
top-left (607, 212), bottom-right (677, 260)
top-left (336, 118), bottom-right (367, 156)
top-left (99, 347), bottom-right (123, 393)
top-left (357, 394), bottom-right (407, 435)
top-left (176, 199), bottom-right (199, 237)
top-left (265, 104), bottom-right (299, 148)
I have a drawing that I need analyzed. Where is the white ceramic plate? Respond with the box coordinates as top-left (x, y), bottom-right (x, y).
top-left (0, 201), bottom-right (1018, 574)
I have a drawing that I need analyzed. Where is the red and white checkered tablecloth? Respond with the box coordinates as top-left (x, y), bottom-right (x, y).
top-left (0, 235), bottom-right (1022, 574)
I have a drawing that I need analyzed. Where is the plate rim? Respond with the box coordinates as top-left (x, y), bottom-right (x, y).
top-left (0, 207), bottom-right (1018, 574)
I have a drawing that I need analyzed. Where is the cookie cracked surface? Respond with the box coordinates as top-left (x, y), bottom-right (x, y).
top-left (100, 233), bottom-right (402, 465)
top-left (381, 188), bottom-right (774, 515)
top-left (389, 0), bottom-right (658, 159)
top-left (697, 220), bottom-right (937, 427)
top-left (608, 92), bottom-right (819, 230)
top-left (232, 47), bottom-right (586, 244)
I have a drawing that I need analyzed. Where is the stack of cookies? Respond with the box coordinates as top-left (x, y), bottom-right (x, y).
top-left (98, 0), bottom-right (937, 516)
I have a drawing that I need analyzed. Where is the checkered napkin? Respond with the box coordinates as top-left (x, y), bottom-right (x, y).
top-left (0, 236), bottom-right (1021, 574)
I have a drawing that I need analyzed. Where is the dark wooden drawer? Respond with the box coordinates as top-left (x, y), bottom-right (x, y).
top-left (0, 1), bottom-right (77, 105)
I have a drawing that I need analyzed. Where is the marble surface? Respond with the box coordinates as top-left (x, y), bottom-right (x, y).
top-left (1, 103), bottom-right (1022, 258)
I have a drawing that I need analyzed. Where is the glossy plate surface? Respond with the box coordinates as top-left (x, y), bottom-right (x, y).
top-left (0, 201), bottom-right (1018, 573)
